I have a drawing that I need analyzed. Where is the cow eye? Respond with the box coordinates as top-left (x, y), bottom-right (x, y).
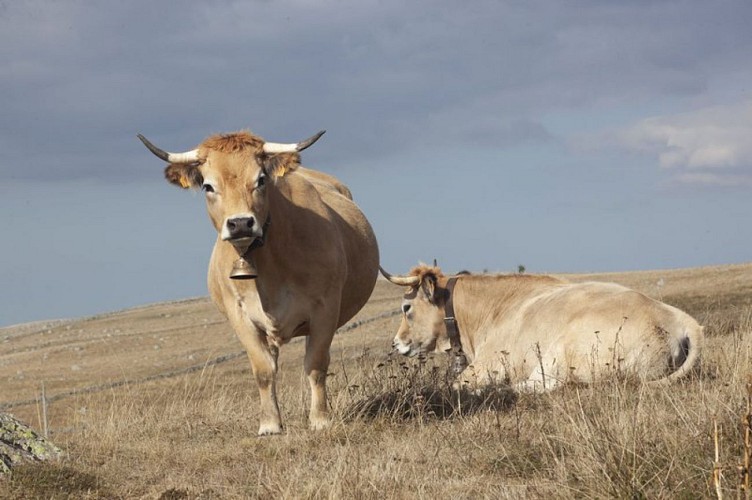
top-left (202, 183), bottom-right (215, 193)
top-left (257, 174), bottom-right (267, 188)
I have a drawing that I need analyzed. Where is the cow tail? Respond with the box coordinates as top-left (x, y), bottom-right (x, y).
top-left (651, 323), bottom-right (704, 386)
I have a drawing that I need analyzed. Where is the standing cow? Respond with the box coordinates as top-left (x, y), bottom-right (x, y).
top-left (381, 263), bottom-right (703, 391)
top-left (139, 130), bottom-right (379, 435)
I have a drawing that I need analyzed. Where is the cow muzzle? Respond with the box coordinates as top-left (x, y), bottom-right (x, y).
top-left (393, 338), bottom-right (416, 356)
top-left (223, 216), bottom-right (258, 242)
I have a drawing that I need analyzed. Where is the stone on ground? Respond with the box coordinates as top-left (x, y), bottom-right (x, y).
top-left (0, 413), bottom-right (62, 474)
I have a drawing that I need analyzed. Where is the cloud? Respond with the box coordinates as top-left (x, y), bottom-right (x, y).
top-left (619, 101), bottom-right (752, 179)
top-left (2, 0), bottom-right (752, 182)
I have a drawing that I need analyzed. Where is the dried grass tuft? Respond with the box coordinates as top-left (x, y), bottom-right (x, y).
top-left (343, 352), bottom-right (517, 421)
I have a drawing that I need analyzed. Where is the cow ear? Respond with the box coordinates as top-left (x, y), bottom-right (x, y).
top-left (164, 164), bottom-right (203, 190)
top-left (262, 152), bottom-right (301, 179)
top-left (421, 273), bottom-right (439, 304)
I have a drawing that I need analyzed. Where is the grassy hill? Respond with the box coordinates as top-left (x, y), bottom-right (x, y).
top-left (1, 264), bottom-right (751, 498)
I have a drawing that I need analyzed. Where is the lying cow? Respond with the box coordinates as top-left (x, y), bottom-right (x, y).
top-left (381, 264), bottom-right (703, 390)
top-left (139, 129), bottom-right (379, 435)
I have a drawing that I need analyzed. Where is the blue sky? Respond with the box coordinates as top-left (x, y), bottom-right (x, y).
top-left (1, 0), bottom-right (751, 326)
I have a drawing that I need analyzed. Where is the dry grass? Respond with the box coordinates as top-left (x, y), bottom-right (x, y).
top-left (2, 265), bottom-right (752, 498)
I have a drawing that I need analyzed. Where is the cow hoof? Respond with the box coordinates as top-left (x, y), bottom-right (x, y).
top-left (257, 423), bottom-right (283, 436)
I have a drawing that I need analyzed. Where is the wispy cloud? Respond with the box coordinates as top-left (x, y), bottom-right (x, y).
top-left (620, 101), bottom-right (752, 178)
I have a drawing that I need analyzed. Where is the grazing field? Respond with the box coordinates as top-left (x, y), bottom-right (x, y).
top-left (2, 263), bottom-right (752, 499)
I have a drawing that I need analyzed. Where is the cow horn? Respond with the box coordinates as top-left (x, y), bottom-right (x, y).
top-left (263, 130), bottom-right (326, 154)
top-left (137, 134), bottom-right (200, 164)
top-left (379, 266), bottom-right (420, 287)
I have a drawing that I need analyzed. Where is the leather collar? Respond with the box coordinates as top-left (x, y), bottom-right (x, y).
top-left (444, 277), bottom-right (468, 375)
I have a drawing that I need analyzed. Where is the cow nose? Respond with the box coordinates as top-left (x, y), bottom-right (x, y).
top-left (226, 216), bottom-right (255, 239)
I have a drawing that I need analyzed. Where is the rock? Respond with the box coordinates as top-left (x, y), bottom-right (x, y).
top-left (0, 413), bottom-right (62, 474)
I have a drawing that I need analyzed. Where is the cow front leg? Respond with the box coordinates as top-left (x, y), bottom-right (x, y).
top-left (304, 331), bottom-right (334, 431)
top-left (247, 343), bottom-right (283, 436)
top-left (232, 320), bottom-right (283, 436)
